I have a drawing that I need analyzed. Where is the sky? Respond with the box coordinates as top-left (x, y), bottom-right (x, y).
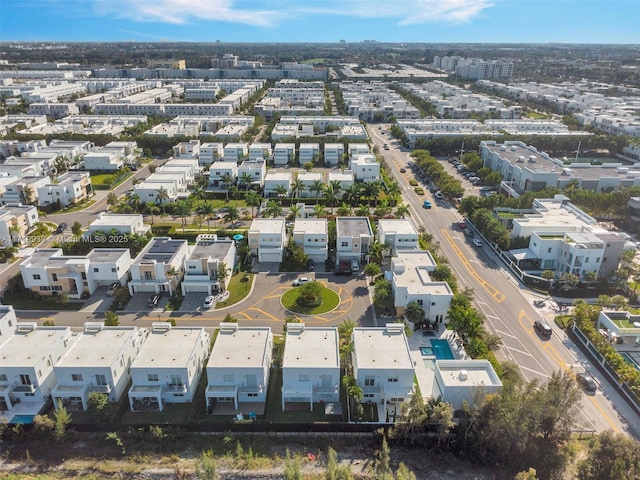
top-left (0, 0), bottom-right (639, 44)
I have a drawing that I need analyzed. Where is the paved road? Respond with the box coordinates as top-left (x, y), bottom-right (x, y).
top-left (370, 125), bottom-right (639, 438)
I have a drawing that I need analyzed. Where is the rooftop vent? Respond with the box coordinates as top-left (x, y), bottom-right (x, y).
top-left (83, 322), bottom-right (105, 333)
top-left (385, 323), bottom-right (404, 334)
top-left (517, 156), bottom-right (525, 163)
top-left (287, 323), bottom-right (305, 334)
top-left (459, 370), bottom-right (468, 381)
top-left (220, 322), bottom-right (239, 333)
top-left (152, 322), bottom-right (171, 333)
top-left (16, 322), bottom-right (37, 333)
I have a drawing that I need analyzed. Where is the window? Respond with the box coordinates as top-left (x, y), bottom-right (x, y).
top-left (0, 374), bottom-right (7, 382)
top-left (417, 299), bottom-right (423, 305)
top-left (111, 268), bottom-right (116, 273)
top-left (387, 376), bottom-right (399, 383)
top-left (71, 374), bottom-right (83, 382)
top-left (247, 393), bottom-right (258, 398)
top-left (32, 274), bottom-right (41, 280)
top-left (363, 393), bottom-right (374, 398)
top-left (81, 272), bottom-right (87, 280)
top-left (341, 241), bottom-right (348, 247)
top-left (170, 375), bottom-right (183, 387)
top-left (96, 374), bottom-right (107, 386)
top-left (52, 273), bottom-right (58, 281)
top-left (246, 374), bottom-right (257, 386)
top-left (603, 257), bottom-right (607, 263)
top-left (298, 374), bottom-right (310, 382)
top-left (585, 258), bottom-right (589, 264)
top-left (431, 302), bottom-right (436, 306)
top-left (222, 374), bottom-right (234, 383)
top-left (188, 265), bottom-right (196, 269)
top-left (147, 374), bottom-right (159, 382)
top-left (596, 257), bottom-right (601, 263)
top-left (548, 248), bottom-right (552, 253)
top-left (364, 376), bottom-right (375, 387)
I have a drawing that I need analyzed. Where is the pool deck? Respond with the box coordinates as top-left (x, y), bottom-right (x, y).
top-left (0, 401), bottom-right (44, 424)
top-left (407, 329), bottom-right (470, 403)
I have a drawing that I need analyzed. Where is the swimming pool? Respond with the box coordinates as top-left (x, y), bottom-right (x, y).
top-left (10, 414), bottom-right (34, 424)
top-left (420, 346), bottom-right (434, 356)
top-left (430, 339), bottom-right (455, 360)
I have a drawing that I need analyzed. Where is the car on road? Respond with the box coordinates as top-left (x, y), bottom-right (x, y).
top-left (457, 221), bottom-right (467, 230)
top-left (423, 199), bottom-right (432, 209)
top-left (147, 294), bottom-right (160, 308)
top-left (464, 228), bottom-right (474, 237)
top-left (55, 222), bottom-right (68, 234)
top-left (383, 144), bottom-right (390, 150)
top-left (203, 295), bottom-right (215, 308)
top-left (533, 320), bottom-right (553, 337)
top-left (576, 372), bottom-right (597, 394)
top-left (292, 277), bottom-right (312, 286)
top-left (399, 168), bottom-right (406, 173)
top-left (106, 282), bottom-right (120, 296)
top-left (472, 238), bottom-right (483, 247)
top-left (434, 191), bottom-right (444, 199)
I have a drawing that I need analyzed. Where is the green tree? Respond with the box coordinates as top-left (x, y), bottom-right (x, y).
top-left (395, 204), bottom-right (410, 218)
top-left (71, 221), bottom-right (82, 236)
top-left (195, 450), bottom-right (218, 479)
top-left (375, 436), bottom-right (392, 479)
top-left (54, 400), bottom-right (71, 440)
top-left (145, 201), bottom-right (159, 224)
top-left (245, 190), bottom-right (262, 218)
top-left (577, 430), bottom-right (640, 480)
top-left (106, 192), bottom-right (118, 207)
top-left (373, 278), bottom-right (393, 310)
top-left (216, 261), bottom-right (230, 292)
top-left (104, 310), bottom-right (119, 326)
top-left (263, 200), bottom-right (283, 218)
top-left (174, 200), bottom-right (192, 233)
top-left (220, 173), bottom-right (233, 202)
top-left (155, 186), bottom-right (170, 213)
top-left (87, 392), bottom-right (110, 422)
top-left (404, 301), bottom-right (425, 326)
top-left (364, 262), bottom-right (381, 285)
top-left (222, 205), bottom-right (240, 228)
top-left (199, 202), bottom-right (215, 232)
top-left (310, 179), bottom-right (325, 203)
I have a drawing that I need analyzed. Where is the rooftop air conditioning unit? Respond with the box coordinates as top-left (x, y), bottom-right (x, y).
top-left (459, 370), bottom-right (468, 381)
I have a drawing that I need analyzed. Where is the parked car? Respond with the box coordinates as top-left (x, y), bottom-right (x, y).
top-left (203, 295), bottom-right (215, 308)
top-left (335, 261), bottom-right (352, 276)
top-left (423, 199), bottom-right (432, 209)
top-left (434, 191), bottom-right (444, 199)
top-left (472, 239), bottom-right (483, 247)
top-left (292, 277), bottom-right (312, 286)
top-left (106, 282), bottom-right (120, 296)
top-left (350, 259), bottom-right (360, 272)
top-left (576, 372), bottom-right (597, 394)
top-left (55, 222), bottom-right (68, 234)
top-left (534, 320), bottom-right (553, 337)
top-left (458, 221), bottom-right (467, 230)
top-left (147, 294), bottom-right (160, 308)
top-left (399, 168), bottom-right (406, 173)
top-left (464, 228), bottom-right (474, 237)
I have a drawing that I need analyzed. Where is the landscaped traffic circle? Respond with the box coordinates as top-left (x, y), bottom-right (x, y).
top-left (281, 281), bottom-right (340, 315)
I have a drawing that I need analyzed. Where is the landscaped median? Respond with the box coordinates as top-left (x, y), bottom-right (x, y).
top-left (281, 280), bottom-right (340, 315)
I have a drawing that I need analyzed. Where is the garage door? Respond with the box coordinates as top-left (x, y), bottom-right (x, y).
top-left (182, 284), bottom-right (210, 294)
top-left (308, 253), bottom-right (326, 263)
top-left (259, 251), bottom-right (282, 263)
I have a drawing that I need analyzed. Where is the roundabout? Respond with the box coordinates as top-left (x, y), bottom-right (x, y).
top-left (281, 282), bottom-right (341, 315)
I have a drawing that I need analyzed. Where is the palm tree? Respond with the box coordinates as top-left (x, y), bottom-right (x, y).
top-left (355, 204), bottom-right (371, 217)
top-left (174, 201), bottom-right (191, 233)
top-left (245, 190), bottom-right (261, 217)
top-left (220, 173), bottom-right (233, 202)
top-left (291, 177), bottom-right (305, 199)
top-left (155, 187), bottom-right (169, 213)
top-left (145, 201), bottom-right (159, 224)
top-left (192, 183), bottom-right (206, 208)
top-left (310, 179), bottom-right (324, 203)
top-left (373, 278), bottom-right (393, 310)
top-left (128, 193), bottom-right (141, 213)
top-left (239, 172), bottom-right (253, 192)
top-left (274, 184), bottom-right (288, 198)
top-left (199, 202), bottom-right (215, 232)
top-left (287, 204), bottom-right (302, 220)
top-left (114, 199), bottom-right (133, 214)
top-left (222, 205), bottom-right (240, 228)
top-left (328, 180), bottom-right (342, 199)
top-left (263, 200), bottom-right (283, 218)
top-left (323, 184), bottom-right (339, 214)
top-left (395, 204), bottom-right (410, 218)
top-left (313, 203), bottom-right (327, 218)
top-left (193, 214), bottom-right (205, 232)
top-left (216, 261), bottom-right (230, 292)
top-left (374, 199), bottom-right (392, 218)
top-left (343, 184), bottom-right (362, 204)
top-left (404, 301), bottom-right (425, 326)
top-left (337, 202), bottom-right (351, 216)
top-left (363, 181), bottom-right (381, 206)
top-left (106, 192), bottom-right (118, 207)
top-left (386, 182), bottom-right (401, 206)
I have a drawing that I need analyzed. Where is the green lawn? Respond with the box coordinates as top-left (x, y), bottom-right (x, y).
top-left (2, 291), bottom-right (84, 311)
top-left (60, 199), bottom-right (96, 213)
top-left (216, 272), bottom-right (255, 309)
top-left (281, 287), bottom-right (340, 315)
top-left (524, 111), bottom-right (552, 119)
top-left (611, 318), bottom-right (640, 329)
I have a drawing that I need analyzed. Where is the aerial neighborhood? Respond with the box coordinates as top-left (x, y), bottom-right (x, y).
top-left (0, 39), bottom-right (639, 478)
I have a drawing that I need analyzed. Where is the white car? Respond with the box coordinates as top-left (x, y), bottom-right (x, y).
top-left (472, 239), bottom-right (483, 247)
top-left (292, 277), bottom-right (312, 287)
top-left (203, 295), bottom-right (215, 308)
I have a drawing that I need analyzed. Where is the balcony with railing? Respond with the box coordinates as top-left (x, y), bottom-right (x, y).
top-left (164, 383), bottom-right (187, 394)
top-left (13, 383), bottom-right (36, 394)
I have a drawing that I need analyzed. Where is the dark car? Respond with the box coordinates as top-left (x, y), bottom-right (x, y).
top-left (147, 294), bottom-right (160, 308)
top-left (464, 228), bottom-right (474, 237)
top-left (307, 259), bottom-right (315, 271)
top-left (576, 372), bottom-right (597, 394)
top-left (399, 168), bottom-right (406, 173)
top-left (55, 222), bottom-right (68, 234)
top-left (534, 320), bottom-right (553, 337)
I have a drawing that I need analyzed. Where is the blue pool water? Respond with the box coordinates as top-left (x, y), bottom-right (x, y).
top-left (420, 346), bottom-right (434, 356)
top-left (430, 339), bottom-right (455, 360)
top-left (10, 414), bottom-right (34, 424)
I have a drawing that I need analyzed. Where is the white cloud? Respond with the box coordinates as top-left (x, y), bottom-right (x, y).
top-left (86, 0), bottom-right (493, 27)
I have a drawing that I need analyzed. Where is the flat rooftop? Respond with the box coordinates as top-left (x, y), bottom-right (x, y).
top-left (353, 325), bottom-right (413, 370)
top-left (208, 326), bottom-right (271, 368)
top-left (485, 142), bottom-right (559, 173)
top-left (378, 219), bottom-right (418, 236)
top-left (87, 248), bottom-right (129, 263)
top-left (138, 237), bottom-right (186, 264)
top-left (336, 216), bottom-right (372, 238)
top-left (0, 326), bottom-right (71, 367)
top-left (392, 251), bottom-right (453, 296)
top-left (90, 214), bottom-right (142, 227)
top-left (58, 326), bottom-right (141, 368)
top-left (132, 327), bottom-right (206, 368)
top-left (249, 218), bottom-right (285, 234)
top-left (265, 171), bottom-right (291, 181)
top-left (189, 238), bottom-right (234, 261)
top-left (436, 360), bottom-right (502, 388)
top-left (293, 219), bottom-right (327, 236)
top-left (282, 325), bottom-right (339, 369)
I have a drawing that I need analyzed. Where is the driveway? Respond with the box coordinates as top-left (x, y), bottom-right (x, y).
top-left (125, 292), bottom-right (167, 313)
top-left (179, 292), bottom-right (209, 313)
top-left (80, 286), bottom-right (114, 313)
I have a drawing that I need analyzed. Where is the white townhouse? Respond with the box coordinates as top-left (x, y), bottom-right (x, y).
top-left (20, 248), bottom-right (132, 299)
top-left (199, 142), bottom-right (224, 165)
top-left (335, 216), bottom-right (374, 267)
top-left (36, 171), bottom-right (92, 208)
top-left (181, 234), bottom-right (236, 295)
top-left (86, 213), bottom-right (150, 237)
top-left (172, 139), bottom-right (201, 160)
top-left (162, 157), bottom-right (201, 178)
top-left (0, 204), bottom-right (40, 248)
top-left (387, 250), bottom-right (453, 326)
top-left (324, 143), bottom-right (345, 166)
top-left (348, 143), bottom-right (370, 159)
top-left (143, 173), bottom-right (188, 193)
top-left (208, 161), bottom-right (238, 190)
top-left (248, 218), bottom-right (286, 263)
top-left (0, 176), bottom-right (50, 207)
top-left (238, 158), bottom-right (267, 189)
top-left (206, 323), bottom-right (273, 412)
top-left (273, 143), bottom-right (296, 166)
top-left (297, 171), bottom-right (324, 199)
top-left (281, 324), bottom-right (340, 411)
top-left (299, 143), bottom-right (320, 166)
top-left (293, 218), bottom-right (329, 263)
top-left (0, 305), bottom-right (17, 344)
top-left (82, 150), bottom-right (124, 172)
top-left (433, 360), bottom-right (502, 409)
top-left (377, 219), bottom-right (419, 256)
top-left (0, 321), bottom-right (74, 422)
top-left (327, 171), bottom-right (354, 194)
top-left (351, 154), bottom-right (381, 182)
top-left (128, 323), bottom-right (210, 412)
top-left (128, 237), bottom-right (189, 295)
top-left (223, 142), bottom-right (249, 162)
top-left (155, 165), bottom-right (195, 188)
top-left (249, 143), bottom-right (273, 161)
top-left (52, 322), bottom-right (148, 411)
top-left (133, 180), bottom-right (178, 204)
top-left (352, 324), bottom-right (415, 414)
top-left (103, 141), bottom-right (139, 165)
top-left (264, 171), bottom-right (292, 198)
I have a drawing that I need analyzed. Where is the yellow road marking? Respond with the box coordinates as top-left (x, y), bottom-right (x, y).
top-left (441, 229), bottom-right (505, 302)
top-left (247, 308), bottom-right (281, 323)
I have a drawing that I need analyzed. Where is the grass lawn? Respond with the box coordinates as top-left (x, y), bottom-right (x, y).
top-left (2, 291), bottom-right (84, 311)
top-left (60, 199), bottom-right (96, 213)
top-left (281, 287), bottom-right (340, 315)
top-left (525, 111), bottom-right (551, 119)
top-left (216, 272), bottom-right (254, 309)
top-left (611, 318), bottom-right (640, 329)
